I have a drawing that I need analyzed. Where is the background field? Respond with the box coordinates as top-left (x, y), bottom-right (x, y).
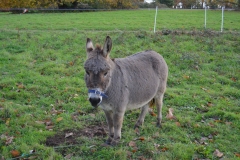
top-left (1, 9), bottom-right (240, 31)
top-left (0, 10), bottom-right (240, 159)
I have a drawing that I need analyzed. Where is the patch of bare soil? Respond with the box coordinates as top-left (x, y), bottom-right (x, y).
top-left (45, 124), bottom-right (108, 146)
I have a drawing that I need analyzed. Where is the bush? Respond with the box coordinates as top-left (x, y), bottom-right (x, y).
top-left (138, 2), bottom-right (169, 8)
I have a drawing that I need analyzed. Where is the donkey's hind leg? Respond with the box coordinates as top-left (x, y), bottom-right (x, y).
top-left (155, 93), bottom-right (164, 128)
top-left (134, 104), bottom-right (149, 129)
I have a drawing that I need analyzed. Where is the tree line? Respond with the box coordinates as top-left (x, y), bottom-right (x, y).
top-left (0, 0), bottom-right (145, 10)
top-left (0, 0), bottom-right (175, 10)
top-left (0, 0), bottom-right (238, 10)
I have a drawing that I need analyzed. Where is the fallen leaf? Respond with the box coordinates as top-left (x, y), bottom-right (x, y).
top-left (138, 137), bottom-right (145, 141)
top-left (225, 122), bottom-right (232, 125)
top-left (51, 108), bottom-right (60, 115)
top-left (72, 110), bottom-right (86, 116)
top-left (194, 65), bottom-right (199, 70)
top-left (46, 126), bottom-right (54, 130)
top-left (208, 122), bottom-right (215, 127)
top-left (166, 108), bottom-right (175, 120)
top-left (50, 107), bottom-right (65, 115)
top-left (134, 128), bottom-right (140, 136)
top-left (175, 122), bottom-right (181, 127)
top-left (200, 137), bottom-right (208, 145)
top-left (161, 147), bottom-right (169, 152)
top-left (45, 120), bottom-right (53, 126)
top-left (35, 121), bottom-right (45, 124)
top-left (89, 113), bottom-right (95, 118)
top-left (207, 102), bottom-right (213, 107)
top-left (194, 124), bottom-right (200, 128)
top-left (5, 118), bottom-right (10, 126)
top-left (137, 156), bottom-right (146, 160)
top-left (208, 134), bottom-right (213, 139)
top-left (149, 110), bottom-right (157, 117)
top-left (235, 153), bottom-right (240, 157)
top-left (73, 94), bottom-right (79, 98)
top-left (65, 132), bottom-right (73, 138)
top-left (132, 147), bottom-right (138, 153)
top-left (212, 131), bottom-right (219, 136)
top-left (192, 94), bottom-right (197, 98)
top-left (154, 143), bottom-right (160, 149)
top-left (56, 117), bottom-right (63, 122)
top-left (26, 155), bottom-right (38, 159)
top-left (129, 141), bottom-right (136, 147)
top-left (71, 115), bottom-right (78, 121)
top-left (201, 87), bottom-right (209, 92)
top-left (126, 151), bottom-right (132, 158)
top-left (213, 149), bottom-right (224, 158)
top-left (69, 61), bottom-right (74, 66)
top-left (231, 77), bottom-right (237, 82)
top-left (152, 132), bottom-right (159, 138)
top-left (15, 131), bottom-right (20, 135)
top-left (214, 120), bottom-right (222, 123)
top-left (16, 83), bottom-right (24, 89)
top-left (64, 153), bottom-right (73, 159)
top-left (183, 75), bottom-right (190, 79)
top-left (10, 150), bottom-right (20, 158)
top-left (5, 136), bottom-right (14, 145)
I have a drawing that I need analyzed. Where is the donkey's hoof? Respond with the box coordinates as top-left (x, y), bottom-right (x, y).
top-left (156, 123), bottom-right (162, 128)
top-left (105, 137), bottom-right (113, 145)
top-left (110, 137), bottom-right (120, 146)
top-left (134, 125), bottom-right (139, 129)
top-left (110, 140), bottom-right (119, 146)
top-left (134, 122), bottom-right (143, 129)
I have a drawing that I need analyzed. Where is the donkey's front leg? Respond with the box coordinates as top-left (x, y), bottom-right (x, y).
top-left (103, 110), bottom-right (114, 145)
top-left (111, 111), bottom-right (125, 146)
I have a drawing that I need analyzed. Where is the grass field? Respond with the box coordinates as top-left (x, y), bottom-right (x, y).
top-left (0, 10), bottom-right (240, 159)
top-left (1, 9), bottom-right (240, 31)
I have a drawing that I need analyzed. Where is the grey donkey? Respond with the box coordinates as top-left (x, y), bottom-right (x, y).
top-left (84, 36), bottom-right (168, 145)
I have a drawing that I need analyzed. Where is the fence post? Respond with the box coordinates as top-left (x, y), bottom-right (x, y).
top-left (154, 6), bottom-right (158, 33)
top-left (221, 6), bottom-right (224, 32)
top-left (204, 6), bottom-right (207, 29)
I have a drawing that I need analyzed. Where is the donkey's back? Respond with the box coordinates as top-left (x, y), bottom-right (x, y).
top-left (116, 50), bottom-right (167, 82)
top-left (110, 50), bottom-right (168, 110)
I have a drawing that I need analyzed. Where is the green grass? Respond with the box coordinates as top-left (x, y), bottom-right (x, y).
top-left (0, 10), bottom-right (240, 159)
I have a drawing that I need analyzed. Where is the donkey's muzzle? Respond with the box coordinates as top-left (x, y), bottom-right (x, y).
top-left (89, 97), bottom-right (101, 107)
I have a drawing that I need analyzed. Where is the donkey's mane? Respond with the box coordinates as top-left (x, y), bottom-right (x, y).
top-left (95, 44), bottom-right (102, 51)
top-left (95, 44), bottom-right (103, 57)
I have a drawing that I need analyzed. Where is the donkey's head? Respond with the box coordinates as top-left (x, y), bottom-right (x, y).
top-left (84, 36), bottom-right (112, 107)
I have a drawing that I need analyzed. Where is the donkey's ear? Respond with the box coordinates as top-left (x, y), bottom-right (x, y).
top-left (86, 38), bottom-right (94, 53)
top-left (103, 36), bottom-right (112, 57)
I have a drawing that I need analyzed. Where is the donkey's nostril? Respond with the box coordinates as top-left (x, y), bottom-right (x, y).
top-left (89, 97), bottom-right (101, 107)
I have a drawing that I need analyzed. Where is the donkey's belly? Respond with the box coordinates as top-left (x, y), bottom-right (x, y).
top-left (126, 101), bottom-right (150, 110)
top-left (99, 101), bottom-right (150, 111)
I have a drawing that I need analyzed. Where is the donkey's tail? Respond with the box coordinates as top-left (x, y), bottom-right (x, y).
top-left (148, 99), bottom-right (157, 116)
top-left (149, 98), bottom-right (155, 108)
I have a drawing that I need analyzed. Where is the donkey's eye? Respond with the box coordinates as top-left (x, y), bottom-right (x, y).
top-left (104, 72), bottom-right (108, 76)
top-left (86, 71), bottom-right (90, 75)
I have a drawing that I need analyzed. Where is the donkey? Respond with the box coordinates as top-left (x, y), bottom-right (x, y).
top-left (84, 36), bottom-right (168, 145)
